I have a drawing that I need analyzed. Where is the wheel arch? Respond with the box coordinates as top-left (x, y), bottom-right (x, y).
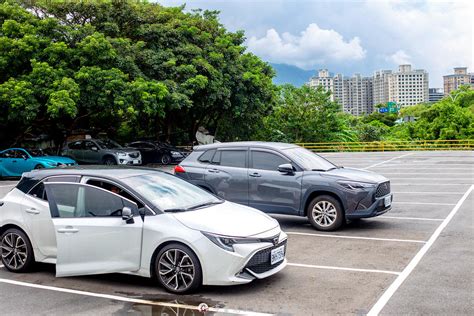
top-left (149, 240), bottom-right (203, 281)
top-left (102, 154), bottom-right (117, 164)
top-left (303, 189), bottom-right (346, 217)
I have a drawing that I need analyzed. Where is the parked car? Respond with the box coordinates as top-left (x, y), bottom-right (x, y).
top-left (0, 167), bottom-right (287, 293)
top-left (174, 142), bottom-right (392, 231)
top-left (62, 139), bottom-right (141, 165)
top-left (0, 148), bottom-right (76, 178)
top-left (126, 141), bottom-right (188, 165)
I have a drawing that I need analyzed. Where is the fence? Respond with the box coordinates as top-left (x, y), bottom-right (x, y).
top-left (297, 140), bottom-right (474, 152)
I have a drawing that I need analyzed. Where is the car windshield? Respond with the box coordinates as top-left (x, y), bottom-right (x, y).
top-left (96, 139), bottom-right (122, 149)
top-left (26, 149), bottom-right (47, 157)
top-left (284, 147), bottom-right (337, 171)
top-left (123, 173), bottom-right (222, 212)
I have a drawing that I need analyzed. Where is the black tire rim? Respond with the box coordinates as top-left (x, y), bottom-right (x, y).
top-left (1, 232), bottom-right (28, 270)
top-left (161, 155), bottom-right (171, 164)
top-left (158, 249), bottom-right (195, 292)
top-left (104, 158), bottom-right (116, 165)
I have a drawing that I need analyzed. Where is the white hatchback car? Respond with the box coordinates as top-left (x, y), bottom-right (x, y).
top-left (0, 167), bottom-right (287, 293)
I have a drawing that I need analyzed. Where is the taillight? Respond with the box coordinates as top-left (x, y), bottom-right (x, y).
top-left (174, 165), bottom-right (186, 174)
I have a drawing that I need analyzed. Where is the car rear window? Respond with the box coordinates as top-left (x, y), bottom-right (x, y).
top-left (198, 150), bottom-right (216, 163)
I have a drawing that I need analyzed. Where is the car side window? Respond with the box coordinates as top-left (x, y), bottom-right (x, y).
top-left (215, 150), bottom-right (246, 168)
top-left (28, 182), bottom-right (48, 201)
top-left (68, 141), bottom-right (82, 150)
top-left (86, 179), bottom-right (144, 210)
top-left (46, 184), bottom-right (133, 218)
top-left (251, 151), bottom-right (289, 171)
top-left (83, 141), bottom-right (96, 151)
top-left (198, 149), bottom-right (216, 163)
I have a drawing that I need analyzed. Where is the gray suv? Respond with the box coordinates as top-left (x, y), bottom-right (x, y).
top-left (174, 142), bottom-right (392, 231)
top-left (62, 139), bottom-right (142, 165)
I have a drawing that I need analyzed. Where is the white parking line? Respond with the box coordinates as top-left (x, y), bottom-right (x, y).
top-left (286, 232), bottom-right (426, 244)
top-left (393, 201), bottom-right (456, 206)
top-left (370, 168), bottom-right (472, 170)
top-left (388, 178), bottom-right (473, 180)
top-left (0, 278), bottom-right (271, 316)
top-left (393, 183), bottom-right (469, 186)
top-left (381, 172), bottom-right (470, 175)
top-left (392, 191), bottom-right (464, 195)
top-left (288, 263), bottom-right (400, 275)
top-left (368, 185), bottom-right (473, 316)
top-left (380, 216), bottom-right (444, 222)
top-left (0, 185), bottom-right (15, 188)
top-left (363, 153), bottom-right (413, 170)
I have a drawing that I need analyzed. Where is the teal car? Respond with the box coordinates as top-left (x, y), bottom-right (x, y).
top-left (0, 148), bottom-right (76, 178)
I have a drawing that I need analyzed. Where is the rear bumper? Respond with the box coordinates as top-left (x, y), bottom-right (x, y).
top-left (346, 193), bottom-right (392, 219)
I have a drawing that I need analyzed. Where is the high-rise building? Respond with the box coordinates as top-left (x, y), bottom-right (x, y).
top-left (373, 70), bottom-right (392, 106)
top-left (387, 65), bottom-right (429, 107)
top-left (428, 88), bottom-right (444, 102)
top-left (308, 69), bottom-right (334, 101)
top-left (443, 67), bottom-right (473, 95)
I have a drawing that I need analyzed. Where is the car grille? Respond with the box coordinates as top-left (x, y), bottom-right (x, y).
top-left (375, 181), bottom-right (391, 198)
top-left (244, 240), bottom-right (287, 274)
top-left (128, 152), bottom-right (139, 158)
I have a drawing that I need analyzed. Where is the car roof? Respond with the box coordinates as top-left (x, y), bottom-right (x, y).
top-left (193, 141), bottom-right (299, 151)
top-left (23, 166), bottom-right (162, 180)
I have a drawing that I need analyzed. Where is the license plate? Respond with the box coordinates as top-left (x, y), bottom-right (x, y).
top-left (270, 245), bottom-right (285, 265)
top-left (384, 195), bottom-right (392, 207)
top-left (133, 160), bottom-right (139, 164)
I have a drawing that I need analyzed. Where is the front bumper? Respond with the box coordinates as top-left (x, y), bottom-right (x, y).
top-left (346, 193), bottom-right (393, 219)
top-left (199, 229), bottom-right (288, 286)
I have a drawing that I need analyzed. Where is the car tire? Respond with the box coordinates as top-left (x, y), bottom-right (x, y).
top-left (0, 228), bottom-right (35, 273)
top-left (161, 154), bottom-right (171, 165)
top-left (307, 195), bottom-right (344, 231)
top-left (155, 243), bottom-right (202, 294)
top-left (34, 164), bottom-right (44, 169)
top-left (103, 156), bottom-right (117, 165)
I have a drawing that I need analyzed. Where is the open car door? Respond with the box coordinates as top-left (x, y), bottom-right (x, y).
top-left (44, 182), bottom-right (143, 277)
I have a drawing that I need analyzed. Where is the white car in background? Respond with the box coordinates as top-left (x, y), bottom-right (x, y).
top-left (0, 167), bottom-right (287, 293)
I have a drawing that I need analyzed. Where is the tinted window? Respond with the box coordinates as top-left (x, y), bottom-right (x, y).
top-left (251, 151), bottom-right (289, 171)
top-left (83, 141), bottom-right (97, 150)
top-left (29, 183), bottom-right (47, 201)
top-left (47, 184), bottom-right (129, 218)
top-left (68, 141), bottom-right (82, 150)
top-left (86, 179), bottom-right (144, 209)
top-left (219, 150), bottom-right (246, 168)
top-left (198, 150), bottom-right (216, 163)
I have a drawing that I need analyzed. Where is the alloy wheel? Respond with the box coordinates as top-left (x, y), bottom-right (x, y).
top-left (1, 232), bottom-right (28, 270)
top-left (158, 249), bottom-right (195, 292)
top-left (312, 200), bottom-right (337, 227)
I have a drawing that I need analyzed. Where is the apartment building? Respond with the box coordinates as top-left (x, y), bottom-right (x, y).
top-left (443, 67), bottom-right (473, 95)
top-left (387, 65), bottom-right (429, 106)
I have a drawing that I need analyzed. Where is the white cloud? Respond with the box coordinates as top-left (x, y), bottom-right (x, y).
top-left (247, 23), bottom-right (366, 69)
top-left (386, 50), bottom-right (411, 65)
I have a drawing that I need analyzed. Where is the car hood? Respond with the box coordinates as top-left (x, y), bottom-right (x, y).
top-left (34, 156), bottom-right (76, 164)
top-left (320, 167), bottom-right (388, 183)
top-left (171, 201), bottom-right (279, 237)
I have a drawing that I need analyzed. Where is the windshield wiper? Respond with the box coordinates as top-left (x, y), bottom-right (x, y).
top-left (188, 200), bottom-right (224, 210)
top-left (163, 208), bottom-right (188, 213)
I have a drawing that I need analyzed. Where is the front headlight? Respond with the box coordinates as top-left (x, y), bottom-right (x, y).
top-left (202, 232), bottom-right (263, 252)
top-left (337, 180), bottom-right (376, 190)
top-left (116, 152), bottom-right (127, 157)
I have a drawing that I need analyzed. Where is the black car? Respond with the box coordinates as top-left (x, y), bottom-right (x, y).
top-left (127, 141), bottom-right (189, 165)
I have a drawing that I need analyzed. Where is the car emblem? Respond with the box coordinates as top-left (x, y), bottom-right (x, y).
top-left (273, 236), bottom-right (279, 245)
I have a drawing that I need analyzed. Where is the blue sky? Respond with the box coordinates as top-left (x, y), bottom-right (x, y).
top-left (158, 0), bottom-right (473, 87)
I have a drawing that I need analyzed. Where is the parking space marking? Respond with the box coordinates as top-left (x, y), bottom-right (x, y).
top-left (286, 232), bottom-right (426, 244)
top-left (0, 185), bottom-right (15, 188)
top-left (393, 201), bottom-right (456, 206)
top-left (380, 216), bottom-right (444, 222)
top-left (362, 153), bottom-right (413, 170)
top-left (381, 172), bottom-right (469, 175)
top-left (393, 183), bottom-right (470, 186)
top-left (368, 185), bottom-right (473, 316)
top-left (0, 277), bottom-right (272, 316)
top-left (287, 263), bottom-right (400, 276)
top-left (392, 191), bottom-right (464, 195)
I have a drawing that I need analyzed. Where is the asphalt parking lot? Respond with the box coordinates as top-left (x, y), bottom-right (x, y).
top-left (0, 150), bottom-right (473, 315)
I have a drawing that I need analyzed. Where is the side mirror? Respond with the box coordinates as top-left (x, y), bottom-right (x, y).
top-left (122, 206), bottom-right (134, 224)
top-left (278, 163), bottom-right (295, 174)
top-left (91, 146), bottom-right (99, 152)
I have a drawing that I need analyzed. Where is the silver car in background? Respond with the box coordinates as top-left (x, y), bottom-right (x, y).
top-left (62, 139), bottom-right (141, 165)
top-left (174, 142), bottom-right (392, 231)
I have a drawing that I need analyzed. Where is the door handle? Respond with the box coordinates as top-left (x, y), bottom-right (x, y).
top-left (25, 208), bottom-right (40, 214)
top-left (249, 172), bottom-right (261, 177)
top-left (208, 169), bottom-right (220, 173)
top-left (57, 227), bottom-right (79, 234)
